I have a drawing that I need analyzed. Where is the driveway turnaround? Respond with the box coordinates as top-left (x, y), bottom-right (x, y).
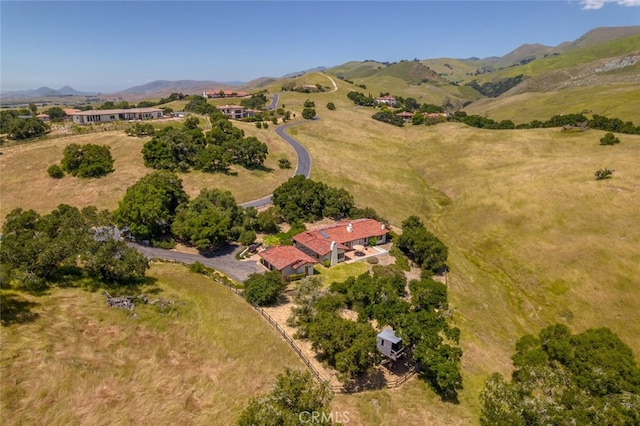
top-left (131, 243), bottom-right (262, 283)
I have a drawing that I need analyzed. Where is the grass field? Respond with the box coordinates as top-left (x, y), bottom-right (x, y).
top-left (2, 82), bottom-right (639, 424)
top-left (279, 88), bottom-right (640, 420)
top-left (0, 262), bottom-right (305, 425)
top-left (0, 122), bottom-right (296, 224)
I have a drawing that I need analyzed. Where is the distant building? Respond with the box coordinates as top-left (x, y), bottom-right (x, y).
top-left (216, 104), bottom-right (258, 120)
top-left (375, 96), bottom-right (397, 107)
top-left (202, 89), bottom-right (249, 98)
top-left (396, 111), bottom-right (414, 122)
top-left (35, 113), bottom-right (50, 121)
top-left (69, 108), bottom-right (163, 125)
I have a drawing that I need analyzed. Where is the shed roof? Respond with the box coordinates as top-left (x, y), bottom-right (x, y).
top-left (377, 328), bottom-right (402, 344)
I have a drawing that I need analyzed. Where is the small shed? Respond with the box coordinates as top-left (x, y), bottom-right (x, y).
top-left (377, 328), bottom-right (404, 361)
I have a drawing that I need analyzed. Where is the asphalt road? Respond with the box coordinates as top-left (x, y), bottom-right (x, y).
top-left (131, 243), bottom-right (262, 283)
top-left (240, 119), bottom-right (313, 208)
top-left (133, 94), bottom-right (315, 281)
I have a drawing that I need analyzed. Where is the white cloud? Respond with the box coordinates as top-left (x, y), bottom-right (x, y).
top-left (580, 0), bottom-right (640, 9)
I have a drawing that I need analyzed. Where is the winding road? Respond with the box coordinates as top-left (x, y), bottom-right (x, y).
top-left (134, 92), bottom-right (318, 281)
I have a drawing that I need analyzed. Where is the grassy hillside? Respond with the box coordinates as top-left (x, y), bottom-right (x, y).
top-left (0, 263), bottom-right (305, 424)
top-left (464, 81), bottom-right (640, 123)
top-left (2, 82), bottom-right (639, 424)
top-left (278, 90), bottom-right (640, 417)
top-left (471, 33), bottom-right (640, 83)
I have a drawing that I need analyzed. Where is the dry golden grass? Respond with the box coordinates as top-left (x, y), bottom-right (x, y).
top-left (0, 124), bottom-right (296, 224)
top-left (465, 82), bottom-right (640, 123)
top-left (0, 263), bottom-right (305, 425)
top-left (278, 90), bottom-right (640, 422)
top-left (2, 84), bottom-right (639, 424)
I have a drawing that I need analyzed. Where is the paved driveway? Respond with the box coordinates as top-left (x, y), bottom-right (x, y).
top-left (131, 243), bottom-right (262, 283)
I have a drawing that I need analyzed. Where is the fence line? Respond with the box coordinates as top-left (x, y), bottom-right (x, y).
top-left (211, 274), bottom-right (417, 393)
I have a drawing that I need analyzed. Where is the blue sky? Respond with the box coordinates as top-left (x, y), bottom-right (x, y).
top-left (1, 1), bottom-right (639, 93)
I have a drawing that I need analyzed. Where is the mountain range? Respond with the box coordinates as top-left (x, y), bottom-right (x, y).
top-left (2, 26), bottom-right (638, 103)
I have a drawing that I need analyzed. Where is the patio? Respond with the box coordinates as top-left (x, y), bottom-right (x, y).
top-left (344, 244), bottom-right (388, 262)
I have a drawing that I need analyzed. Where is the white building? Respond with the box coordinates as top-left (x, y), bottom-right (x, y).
top-left (69, 108), bottom-right (164, 125)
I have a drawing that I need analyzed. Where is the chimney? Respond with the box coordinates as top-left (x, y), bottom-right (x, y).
top-left (330, 241), bottom-right (338, 266)
top-left (347, 223), bottom-right (353, 233)
top-left (381, 223), bottom-right (386, 230)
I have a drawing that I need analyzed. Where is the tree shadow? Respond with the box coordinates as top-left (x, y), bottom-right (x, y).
top-left (341, 369), bottom-right (387, 393)
top-left (83, 275), bottom-right (161, 297)
top-left (1, 292), bottom-right (40, 326)
top-left (199, 243), bottom-right (240, 258)
top-left (245, 164), bottom-right (273, 173)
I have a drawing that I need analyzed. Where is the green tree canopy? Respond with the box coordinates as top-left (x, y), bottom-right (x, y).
top-left (0, 205), bottom-right (147, 291)
top-left (237, 368), bottom-right (332, 426)
top-left (61, 143), bottom-right (115, 178)
top-left (302, 108), bottom-right (316, 120)
top-left (396, 216), bottom-right (448, 274)
top-left (243, 270), bottom-right (287, 306)
top-left (480, 324), bottom-right (640, 426)
top-left (3, 117), bottom-right (49, 140)
top-left (113, 171), bottom-right (188, 241)
top-left (171, 188), bottom-right (243, 250)
top-left (272, 176), bottom-right (354, 223)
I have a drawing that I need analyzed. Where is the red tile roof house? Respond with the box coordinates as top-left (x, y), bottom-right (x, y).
top-left (259, 245), bottom-right (317, 278)
top-left (293, 219), bottom-right (389, 266)
top-left (396, 111), bottom-right (414, 122)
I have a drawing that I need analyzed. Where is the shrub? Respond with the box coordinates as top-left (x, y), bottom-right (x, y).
top-left (326, 102), bottom-right (336, 110)
top-left (188, 261), bottom-right (209, 274)
top-left (600, 132), bottom-right (620, 145)
top-left (595, 168), bottom-right (614, 180)
top-left (255, 121), bottom-right (262, 129)
top-left (47, 164), bottom-right (64, 178)
top-left (151, 237), bottom-right (176, 249)
top-left (366, 257), bottom-right (379, 264)
top-left (278, 158), bottom-right (292, 169)
top-left (302, 108), bottom-right (316, 120)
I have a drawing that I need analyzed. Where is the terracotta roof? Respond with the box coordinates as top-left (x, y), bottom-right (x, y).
top-left (36, 113), bottom-right (49, 118)
top-left (396, 112), bottom-right (414, 117)
top-left (293, 218), bottom-right (388, 256)
top-left (259, 246), bottom-right (317, 270)
top-left (375, 96), bottom-right (396, 101)
top-left (63, 108), bottom-right (81, 115)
